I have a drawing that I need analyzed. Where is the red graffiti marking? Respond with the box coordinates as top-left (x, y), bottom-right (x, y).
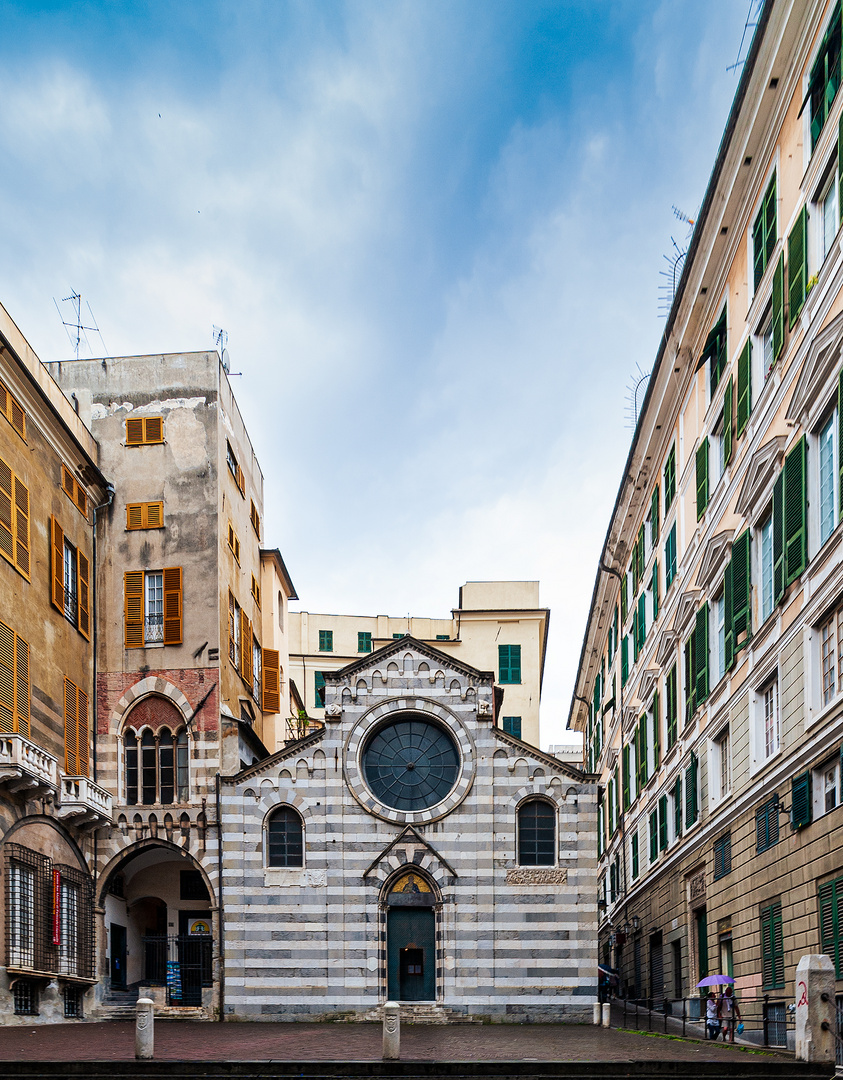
top-left (797, 981), bottom-right (808, 1007)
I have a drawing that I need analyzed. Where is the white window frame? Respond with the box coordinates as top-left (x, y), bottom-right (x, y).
top-left (144, 570), bottom-right (164, 645)
top-left (809, 402), bottom-right (840, 557)
top-left (751, 673), bottom-right (780, 771)
top-left (747, 159), bottom-right (779, 306)
top-left (709, 724), bottom-right (730, 806)
top-left (756, 510), bottom-right (774, 627)
top-left (813, 160), bottom-right (840, 273)
top-left (813, 755), bottom-right (840, 820)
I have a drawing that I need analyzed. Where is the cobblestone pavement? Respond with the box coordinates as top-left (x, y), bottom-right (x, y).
top-left (0, 1022), bottom-right (786, 1063)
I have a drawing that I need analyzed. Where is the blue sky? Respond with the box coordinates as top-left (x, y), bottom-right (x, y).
top-left (0, 1), bottom-right (753, 747)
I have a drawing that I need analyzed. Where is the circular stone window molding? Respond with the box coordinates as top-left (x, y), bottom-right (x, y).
top-left (344, 697), bottom-right (475, 825)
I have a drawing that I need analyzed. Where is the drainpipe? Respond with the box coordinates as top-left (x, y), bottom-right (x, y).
top-left (215, 771), bottom-right (225, 1021)
top-left (91, 483), bottom-right (115, 784)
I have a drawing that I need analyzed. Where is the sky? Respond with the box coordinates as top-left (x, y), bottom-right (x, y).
top-left (0, 0), bottom-right (756, 749)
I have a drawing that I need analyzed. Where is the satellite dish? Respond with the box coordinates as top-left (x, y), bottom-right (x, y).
top-left (221, 349), bottom-right (230, 373)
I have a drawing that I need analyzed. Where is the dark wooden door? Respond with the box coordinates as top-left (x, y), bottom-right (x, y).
top-left (387, 907), bottom-right (435, 1002)
top-left (110, 923), bottom-right (127, 990)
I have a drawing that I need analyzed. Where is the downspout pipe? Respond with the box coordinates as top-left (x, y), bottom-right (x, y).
top-left (216, 771), bottom-right (225, 1022)
top-left (91, 482), bottom-right (115, 784)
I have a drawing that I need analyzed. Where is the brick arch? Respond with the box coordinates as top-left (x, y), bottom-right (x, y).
top-left (123, 695), bottom-right (187, 735)
top-left (110, 677), bottom-right (193, 735)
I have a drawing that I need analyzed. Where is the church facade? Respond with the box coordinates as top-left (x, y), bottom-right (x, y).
top-left (220, 636), bottom-right (596, 1022)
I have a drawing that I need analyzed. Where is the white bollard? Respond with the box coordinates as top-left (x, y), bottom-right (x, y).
top-left (593, 1002), bottom-right (602, 1025)
top-left (795, 954), bottom-right (836, 1064)
top-left (383, 1000), bottom-right (400, 1060)
top-left (601, 1002), bottom-right (611, 1028)
top-left (135, 997), bottom-right (154, 1061)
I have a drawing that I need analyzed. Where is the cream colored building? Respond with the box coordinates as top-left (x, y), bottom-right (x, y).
top-left (289, 581), bottom-right (549, 748)
top-left (570, 0), bottom-right (843, 1042)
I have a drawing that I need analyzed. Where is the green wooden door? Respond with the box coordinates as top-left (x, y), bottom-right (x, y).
top-left (387, 906), bottom-right (435, 1001)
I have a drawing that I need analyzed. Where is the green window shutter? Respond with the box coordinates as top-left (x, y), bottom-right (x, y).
top-left (658, 794), bottom-right (668, 850)
top-left (791, 770), bottom-right (812, 829)
top-left (621, 576), bottom-right (628, 622)
top-left (695, 603), bottom-right (709, 706)
top-left (839, 368), bottom-right (843, 516)
top-left (638, 523), bottom-right (645, 581)
top-left (638, 593), bottom-right (646, 649)
top-left (358, 631), bottom-right (372, 652)
top-left (696, 438), bottom-right (709, 520)
top-left (773, 471), bottom-right (785, 604)
top-left (613, 766), bottom-right (619, 830)
top-left (736, 340), bottom-right (752, 437)
top-left (839, 106), bottom-right (843, 226)
top-left (651, 486), bottom-right (660, 546)
top-left (764, 174), bottom-right (777, 269)
top-left (319, 629), bottom-right (333, 651)
top-left (638, 714), bottom-right (648, 789)
top-left (621, 637), bottom-right (629, 686)
top-left (714, 833), bottom-right (731, 880)
top-left (673, 776), bottom-right (682, 838)
top-left (684, 635), bottom-right (695, 721)
top-left (649, 811), bottom-right (658, 863)
top-left (685, 751), bottom-right (699, 828)
top-left (772, 250), bottom-right (785, 361)
top-left (819, 880), bottom-right (842, 977)
top-left (652, 688), bottom-right (660, 769)
top-left (666, 665), bottom-right (677, 748)
top-left (652, 560), bottom-right (659, 621)
top-left (631, 832), bottom-right (639, 879)
top-left (499, 644), bottom-right (521, 684)
top-left (665, 523), bottom-right (677, 590)
top-left (502, 716), bottom-right (522, 739)
top-left (723, 376), bottom-right (733, 466)
top-left (622, 745), bottom-right (631, 811)
top-left (784, 436), bottom-right (808, 584)
top-left (753, 205), bottom-right (765, 291)
top-left (788, 205), bottom-right (808, 328)
top-left (761, 901), bottom-right (785, 990)
top-left (724, 558), bottom-right (734, 673)
top-left (731, 529), bottom-right (751, 650)
top-left (314, 670), bottom-right (326, 708)
top-left (664, 446), bottom-right (676, 510)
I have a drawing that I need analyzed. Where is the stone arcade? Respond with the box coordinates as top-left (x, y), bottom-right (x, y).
top-left (220, 637), bottom-right (596, 1022)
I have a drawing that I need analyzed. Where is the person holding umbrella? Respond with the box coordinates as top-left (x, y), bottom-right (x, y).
top-left (717, 984), bottom-right (741, 1042)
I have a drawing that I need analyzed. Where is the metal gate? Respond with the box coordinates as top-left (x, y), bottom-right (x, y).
top-left (650, 933), bottom-right (664, 1010)
top-left (141, 935), bottom-right (212, 1006)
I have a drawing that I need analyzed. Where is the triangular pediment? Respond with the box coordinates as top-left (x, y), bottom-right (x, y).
top-left (697, 530), bottom-right (734, 592)
top-left (638, 668), bottom-right (660, 703)
top-left (362, 825), bottom-right (458, 879)
top-left (786, 308), bottom-right (843, 424)
top-left (735, 435), bottom-right (787, 520)
top-left (655, 629), bottom-right (680, 669)
top-left (674, 590), bottom-right (701, 635)
top-left (327, 635), bottom-right (494, 685)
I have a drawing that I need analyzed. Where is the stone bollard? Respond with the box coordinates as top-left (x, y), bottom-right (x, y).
top-left (135, 997), bottom-right (154, 1061)
top-left (382, 1000), bottom-right (400, 1061)
top-left (593, 1002), bottom-right (602, 1025)
top-left (601, 1002), bottom-right (611, 1028)
top-left (795, 954), bottom-right (836, 1064)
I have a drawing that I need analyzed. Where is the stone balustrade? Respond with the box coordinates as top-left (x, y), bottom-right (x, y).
top-left (58, 774), bottom-right (114, 826)
top-left (0, 733), bottom-right (58, 796)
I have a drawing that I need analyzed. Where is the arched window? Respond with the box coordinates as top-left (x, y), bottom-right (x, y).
top-left (125, 725), bottom-right (189, 805)
top-left (517, 799), bottom-right (556, 866)
top-left (266, 806), bottom-right (303, 867)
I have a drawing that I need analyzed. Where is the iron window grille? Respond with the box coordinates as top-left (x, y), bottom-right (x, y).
top-left (63, 984), bottom-right (81, 1019)
top-left (13, 980), bottom-right (37, 1016)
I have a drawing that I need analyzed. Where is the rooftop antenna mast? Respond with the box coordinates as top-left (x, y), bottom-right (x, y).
top-left (213, 325), bottom-right (240, 376)
top-left (53, 291), bottom-right (107, 359)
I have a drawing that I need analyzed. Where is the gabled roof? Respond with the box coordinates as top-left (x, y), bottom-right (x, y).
top-left (492, 726), bottom-right (590, 782)
top-left (324, 634), bottom-right (495, 684)
top-left (221, 727), bottom-right (325, 784)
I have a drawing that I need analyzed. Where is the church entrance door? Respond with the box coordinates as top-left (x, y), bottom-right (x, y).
top-left (387, 907), bottom-right (435, 1001)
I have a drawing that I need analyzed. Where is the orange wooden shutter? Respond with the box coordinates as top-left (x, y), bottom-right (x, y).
top-left (0, 458), bottom-right (13, 566)
top-left (50, 516), bottom-right (64, 611)
top-left (75, 484), bottom-right (87, 516)
top-left (228, 591), bottom-right (236, 662)
top-left (15, 634), bottom-right (29, 737)
top-left (162, 567), bottom-right (182, 645)
top-left (124, 571), bottom-right (145, 647)
top-left (62, 465), bottom-right (75, 499)
top-left (144, 416), bottom-right (163, 443)
top-left (78, 551), bottom-right (90, 640)
top-left (126, 418), bottom-right (144, 444)
top-left (126, 503), bottom-right (143, 529)
top-left (13, 476), bottom-right (29, 578)
top-left (262, 649), bottom-right (280, 713)
top-left (64, 677), bottom-right (79, 774)
top-left (9, 397), bottom-right (25, 439)
top-left (145, 502), bottom-right (163, 528)
top-left (0, 621), bottom-right (14, 732)
top-left (77, 687), bottom-right (89, 777)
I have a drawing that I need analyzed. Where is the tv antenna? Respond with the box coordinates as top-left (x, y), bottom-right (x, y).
top-left (625, 364), bottom-right (652, 432)
top-left (658, 237), bottom-right (688, 317)
top-left (727, 0), bottom-right (763, 74)
top-left (212, 325), bottom-right (240, 376)
top-left (53, 291), bottom-right (107, 359)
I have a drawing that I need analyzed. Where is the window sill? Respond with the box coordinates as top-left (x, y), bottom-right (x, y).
top-left (749, 745), bottom-right (783, 780)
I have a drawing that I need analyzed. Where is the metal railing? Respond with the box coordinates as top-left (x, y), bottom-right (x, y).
top-left (145, 615), bottom-right (164, 643)
top-left (141, 934), bottom-right (212, 1007)
top-left (618, 994), bottom-right (792, 1048)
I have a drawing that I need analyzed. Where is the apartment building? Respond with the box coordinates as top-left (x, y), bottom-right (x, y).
top-left (48, 352), bottom-right (296, 1018)
top-left (0, 302), bottom-right (111, 1023)
top-left (289, 580), bottom-right (549, 748)
top-left (570, 0), bottom-right (843, 1030)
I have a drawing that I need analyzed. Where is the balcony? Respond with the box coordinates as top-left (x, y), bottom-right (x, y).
top-left (57, 774), bottom-right (113, 827)
top-left (0, 734), bottom-right (58, 797)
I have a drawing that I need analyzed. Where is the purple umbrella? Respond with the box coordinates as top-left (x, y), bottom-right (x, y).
top-left (696, 975), bottom-right (735, 987)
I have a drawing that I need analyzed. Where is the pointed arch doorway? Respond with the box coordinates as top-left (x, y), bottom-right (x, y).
top-left (385, 871), bottom-right (436, 1002)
